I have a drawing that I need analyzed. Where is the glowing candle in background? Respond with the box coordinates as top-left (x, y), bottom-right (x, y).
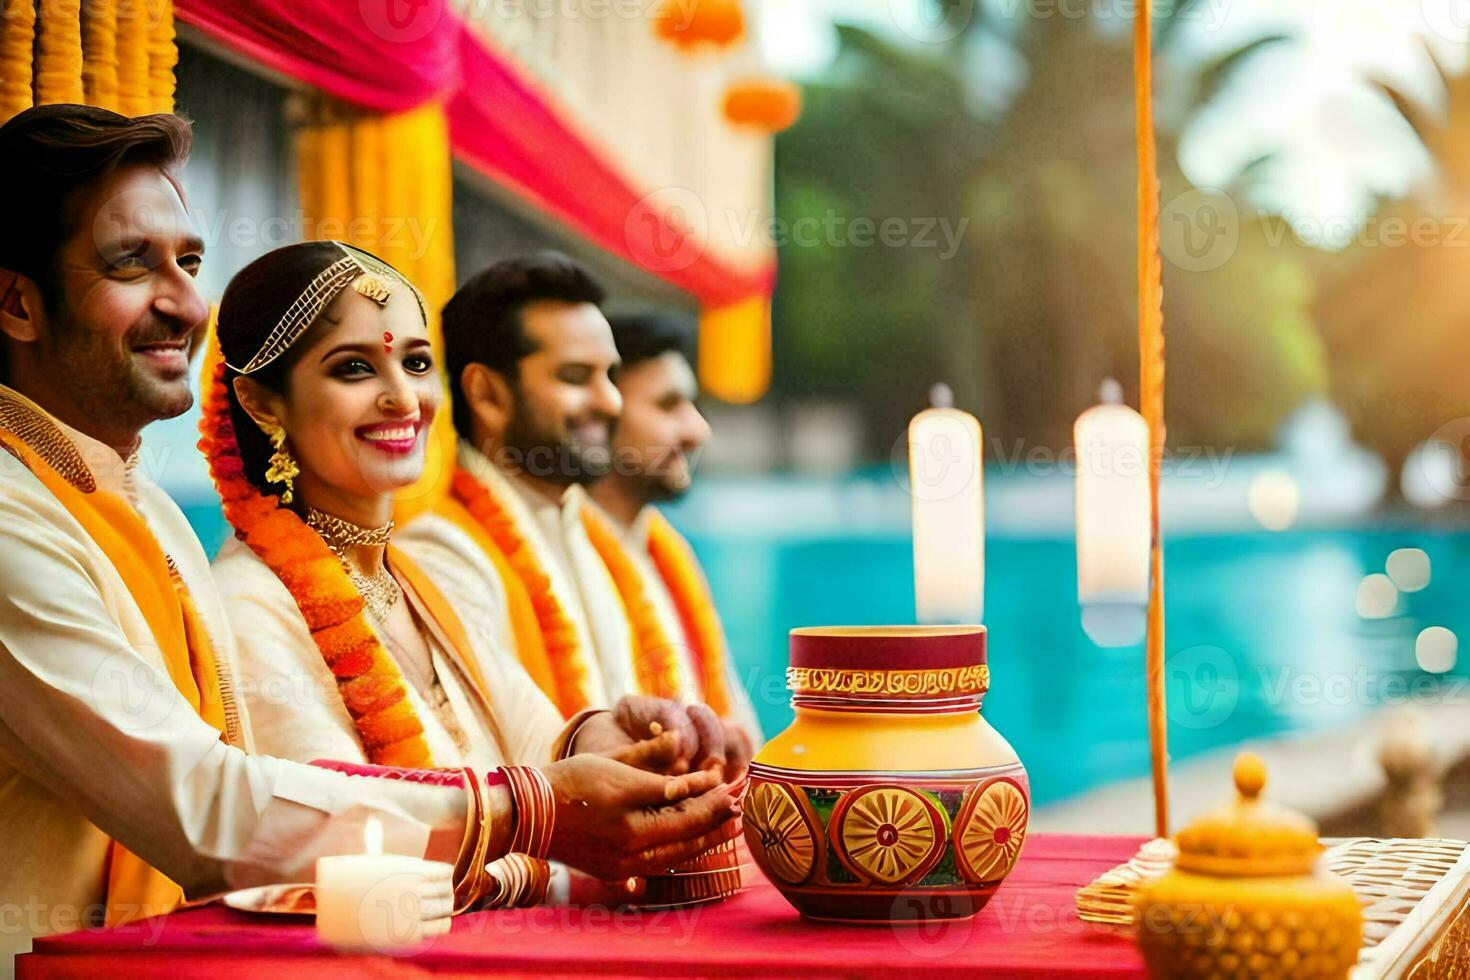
top-left (315, 815), bottom-right (454, 953)
top-left (1075, 379), bottom-right (1150, 647)
top-left (909, 384), bottom-right (984, 624)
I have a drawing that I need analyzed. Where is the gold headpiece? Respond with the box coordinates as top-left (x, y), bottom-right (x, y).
top-left (225, 242), bottom-right (426, 376)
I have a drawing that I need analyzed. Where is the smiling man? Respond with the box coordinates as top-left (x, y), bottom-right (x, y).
top-left (0, 109), bottom-right (739, 960)
top-left (400, 254), bottom-right (748, 775)
top-left (586, 312), bottom-right (762, 746)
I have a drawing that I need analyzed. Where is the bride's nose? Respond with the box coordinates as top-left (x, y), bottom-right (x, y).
top-left (377, 380), bottom-right (415, 417)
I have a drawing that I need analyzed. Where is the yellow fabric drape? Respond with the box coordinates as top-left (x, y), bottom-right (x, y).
top-left (294, 97), bottom-right (458, 519)
top-left (699, 295), bottom-right (770, 404)
top-left (1, 0), bottom-right (174, 124)
top-left (0, 0), bottom-right (35, 121)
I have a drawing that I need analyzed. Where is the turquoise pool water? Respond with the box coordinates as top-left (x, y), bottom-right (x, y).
top-left (180, 502), bottom-right (1470, 809)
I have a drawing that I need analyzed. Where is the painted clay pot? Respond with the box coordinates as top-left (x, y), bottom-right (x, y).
top-left (743, 626), bottom-right (1029, 923)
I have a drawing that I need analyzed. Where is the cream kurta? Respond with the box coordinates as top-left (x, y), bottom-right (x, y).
top-left (0, 389), bottom-right (465, 963)
top-left (398, 442), bottom-right (636, 708)
top-left (617, 506), bottom-right (763, 742)
top-left (212, 536), bottom-right (563, 770)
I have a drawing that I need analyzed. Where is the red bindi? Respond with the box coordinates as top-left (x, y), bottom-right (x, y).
top-left (383, 330), bottom-right (393, 353)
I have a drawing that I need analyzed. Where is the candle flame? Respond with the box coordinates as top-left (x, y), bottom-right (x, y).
top-left (364, 815), bottom-right (383, 857)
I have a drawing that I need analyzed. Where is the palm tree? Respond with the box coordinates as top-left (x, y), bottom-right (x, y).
top-left (970, 2), bottom-right (1326, 454)
top-left (1313, 44), bottom-right (1470, 500)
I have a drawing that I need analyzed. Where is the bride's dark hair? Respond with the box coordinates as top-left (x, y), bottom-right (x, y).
top-left (212, 241), bottom-right (357, 497)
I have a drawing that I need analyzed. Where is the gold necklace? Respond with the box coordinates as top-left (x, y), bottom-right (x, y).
top-left (304, 507), bottom-right (401, 621)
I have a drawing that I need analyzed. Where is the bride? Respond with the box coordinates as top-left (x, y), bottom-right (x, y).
top-left (201, 242), bottom-right (737, 905)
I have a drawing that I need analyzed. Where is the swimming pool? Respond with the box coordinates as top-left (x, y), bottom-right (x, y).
top-left (685, 525), bottom-right (1470, 807)
top-left (179, 485), bottom-right (1470, 809)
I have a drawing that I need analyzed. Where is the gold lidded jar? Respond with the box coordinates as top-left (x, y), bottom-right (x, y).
top-left (1134, 753), bottom-right (1362, 979)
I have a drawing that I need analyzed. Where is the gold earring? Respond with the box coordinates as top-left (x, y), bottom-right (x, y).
top-left (261, 422), bottom-right (299, 505)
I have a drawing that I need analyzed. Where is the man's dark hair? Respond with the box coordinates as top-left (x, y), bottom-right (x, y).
top-left (606, 311), bottom-right (696, 370)
top-left (443, 251), bottom-right (606, 438)
top-left (0, 104), bottom-right (192, 382)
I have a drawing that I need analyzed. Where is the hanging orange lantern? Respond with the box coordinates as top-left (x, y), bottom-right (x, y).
top-left (722, 77), bottom-right (801, 133)
top-left (653, 0), bottom-right (744, 52)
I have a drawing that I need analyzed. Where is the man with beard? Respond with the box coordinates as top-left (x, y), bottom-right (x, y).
top-left (585, 312), bottom-right (761, 745)
top-left (0, 109), bottom-right (739, 957)
top-left (400, 256), bottom-right (746, 774)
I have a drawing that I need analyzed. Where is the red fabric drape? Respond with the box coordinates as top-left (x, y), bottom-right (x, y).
top-left (173, 0), bottom-right (775, 306)
top-left (447, 30), bottom-right (774, 307)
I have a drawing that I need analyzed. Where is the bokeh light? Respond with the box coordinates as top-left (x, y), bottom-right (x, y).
top-left (1248, 470), bottom-right (1300, 532)
top-left (1355, 574), bottom-right (1398, 619)
top-left (1386, 548), bottom-right (1431, 592)
top-left (1416, 627), bottom-right (1458, 673)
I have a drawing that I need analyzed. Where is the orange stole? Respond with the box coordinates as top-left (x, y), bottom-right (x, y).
top-left (579, 507), bottom-right (682, 701)
top-left (427, 495), bottom-right (559, 702)
top-left (445, 466), bottom-right (592, 718)
top-left (645, 510), bottom-right (733, 718)
top-left (0, 425), bottom-right (230, 927)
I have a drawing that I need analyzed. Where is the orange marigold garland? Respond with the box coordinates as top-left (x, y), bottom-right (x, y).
top-left (449, 466), bottom-right (592, 717)
top-left (199, 357), bottom-right (434, 768)
top-left (580, 506), bottom-right (682, 701)
top-left (646, 510), bottom-right (733, 717)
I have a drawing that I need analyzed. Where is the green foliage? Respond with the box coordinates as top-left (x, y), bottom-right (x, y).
top-left (772, 8), bottom-right (1328, 458)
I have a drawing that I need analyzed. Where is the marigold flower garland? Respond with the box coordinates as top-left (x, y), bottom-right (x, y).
top-left (35, 0), bottom-right (84, 106)
top-left (580, 506), bottom-right (682, 701)
top-left (645, 510), bottom-right (733, 717)
top-left (114, 0), bottom-right (149, 115)
top-left (81, 0), bottom-right (119, 111)
top-left (146, 0), bottom-right (175, 113)
top-left (0, 0), bottom-right (36, 122)
top-left (199, 358), bottom-right (434, 768)
top-left (449, 465), bottom-right (593, 718)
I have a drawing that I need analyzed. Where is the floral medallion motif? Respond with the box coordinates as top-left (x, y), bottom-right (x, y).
top-left (745, 781), bottom-right (821, 886)
top-left (830, 784), bottom-right (948, 886)
top-left (953, 778), bottom-right (1029, 883)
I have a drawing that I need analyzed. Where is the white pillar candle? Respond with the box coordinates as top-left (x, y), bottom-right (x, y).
top-left (908, 390), bottom-right (985, 624)
top-left (315, 816), bottom-right (455, 954)
top-left (1074, 382), bottom-right (1151, 647)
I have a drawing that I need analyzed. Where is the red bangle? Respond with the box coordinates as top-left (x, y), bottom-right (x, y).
top-left (500, 766), bottom-right (555, 861)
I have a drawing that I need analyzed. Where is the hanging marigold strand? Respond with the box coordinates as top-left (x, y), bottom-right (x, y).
top-left (0, 0), bottom-right (36, 123)
top-left (146, 0), bottom-right (176, 114)
top-left (81, 0), bottom-right (120, 111)
top-left (35, 0), bottom-right (85, 106)
top-left (114, 0), bottom-right (149, 115)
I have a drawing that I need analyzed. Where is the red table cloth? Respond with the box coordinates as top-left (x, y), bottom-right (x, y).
top-left (17, 834), bottom-right (1149, 978)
